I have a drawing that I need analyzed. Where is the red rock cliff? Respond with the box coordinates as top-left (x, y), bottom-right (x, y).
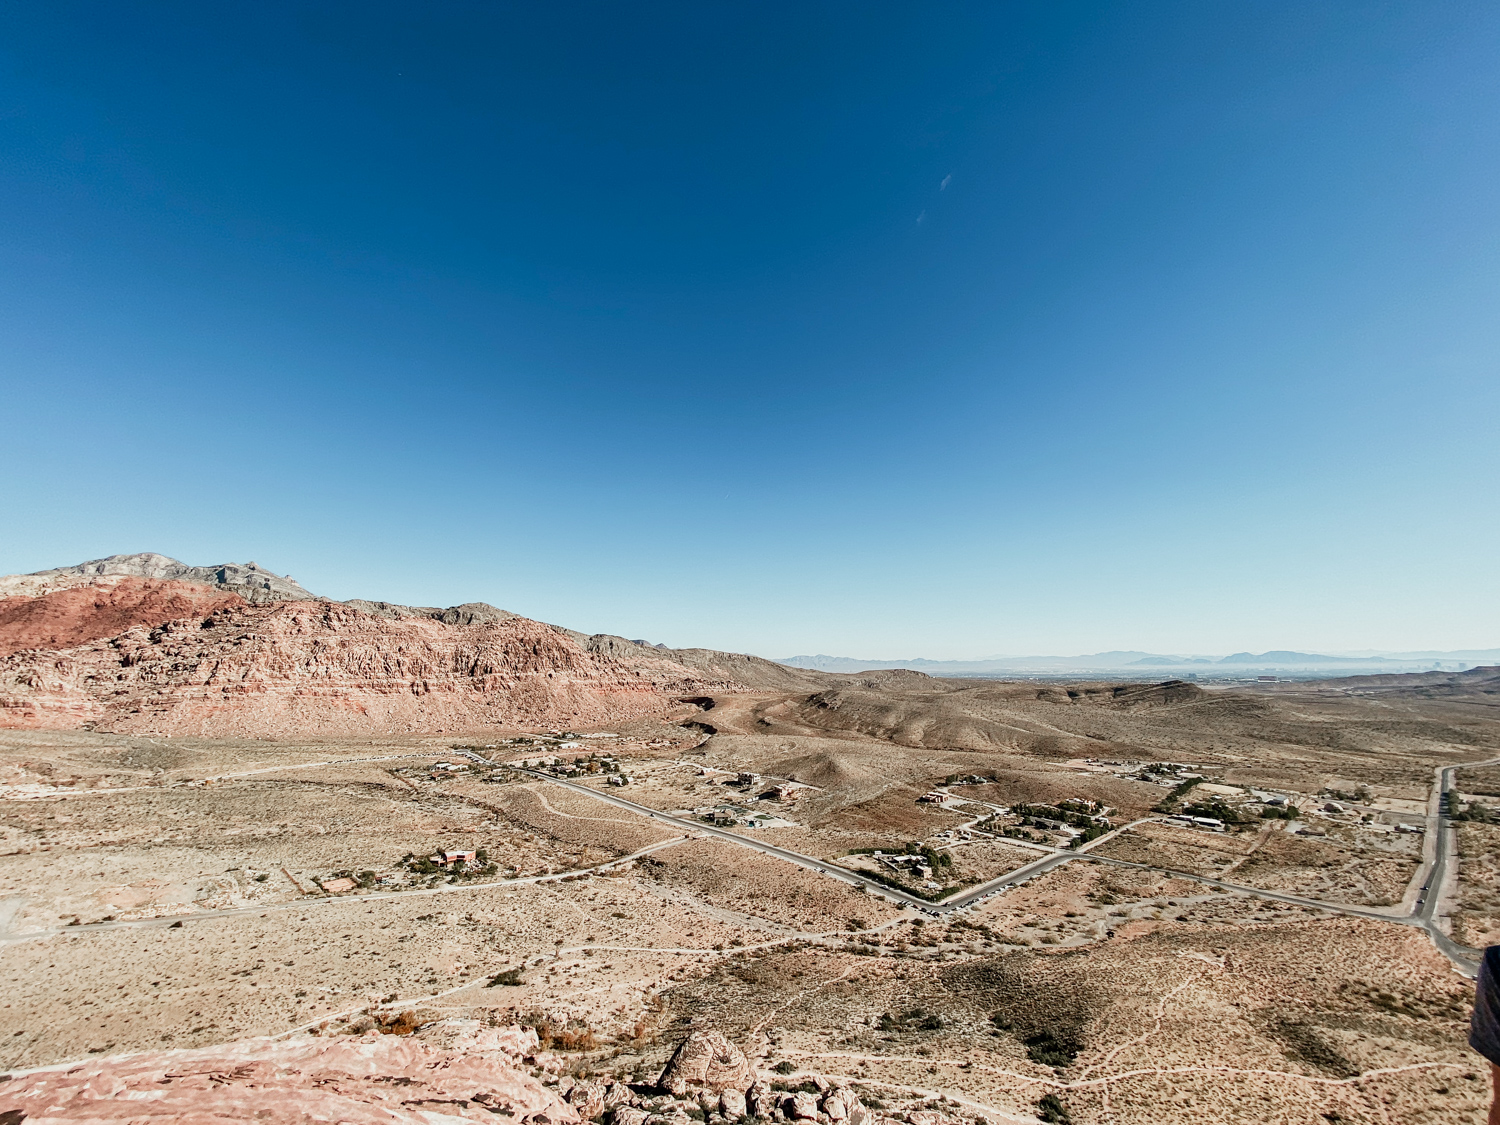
top-left (0, 597), bottom-right (740, 737)
top-left (0, 576), bottom-right (246, 657)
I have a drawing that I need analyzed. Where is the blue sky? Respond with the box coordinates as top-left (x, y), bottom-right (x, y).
top-left (1, 2), bottom-right (1496, 657)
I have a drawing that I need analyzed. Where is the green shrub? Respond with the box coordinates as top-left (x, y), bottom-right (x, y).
top-left (1023, 1031), bottom-right (1079, 1069)
top-left (1037, 1093), bottom-right (1071, 1123)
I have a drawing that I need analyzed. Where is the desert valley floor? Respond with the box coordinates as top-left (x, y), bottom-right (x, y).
top-left (4, 668), bottom-right (1500, 1124)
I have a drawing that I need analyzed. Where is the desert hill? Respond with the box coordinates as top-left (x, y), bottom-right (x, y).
top-left (0, 593), bottom-right (738, 736)
top-left (571, 632), bottom-right (836, 693)
top-left (2, 552), bottom-right (317, 603)
top-left (0, 554), bottom-right (902, 736)
top-left (1271, 663), bottom-right (1500, 699)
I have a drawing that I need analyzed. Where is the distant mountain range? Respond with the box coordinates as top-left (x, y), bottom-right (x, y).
top-left (776, 648), bottom-right (1500, 676)
top-left (0, 552), bottom-right (928, 737)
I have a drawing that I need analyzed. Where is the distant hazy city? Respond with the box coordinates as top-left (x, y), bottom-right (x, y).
top-left (777, 649), bottom-right (1499, 679)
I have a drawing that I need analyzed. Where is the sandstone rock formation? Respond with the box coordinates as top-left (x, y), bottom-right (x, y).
top-left (821, 1088), bottom-right (862, 1122)
top-left (784, 1092), bottom-right (821, 1121)
top-left (567, 1079), bottom-right (609, 1119)
top-left (0, 599), bottom-right (742, 737)
top-left (577, 634), bottom-right (837, 692)
top-left (0, 552), bottom-right (936, 735)
top-left (746, 1081), bottom-right (774, 1119)
top-left (656, 1029), bottom-right (756, 1096)
top-left (344, 598), bottom-right (519, 626)
top-left (0, 1026), bottom-right (577, 1123)
top-left (719, 1089), bottom-right (748, 1119)
top-left (0, 576), bottom-right (245, 657)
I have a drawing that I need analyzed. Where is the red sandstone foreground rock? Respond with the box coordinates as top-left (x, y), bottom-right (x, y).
top-left (0, 598), bottom-right (742, 737)
top-left (0, 1026), bottom-right (578, 1123)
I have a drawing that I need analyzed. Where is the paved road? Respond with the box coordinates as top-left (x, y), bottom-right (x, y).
top-left (509, 770), bottom-right (1397, 917)
top-left (1409, 758), bottom-right (1500, 969)
top-left (505, 760), bottom-right (1133, 913)
top-left (1415, 764), bottom-right (1453, 922)
top-left (511, 765), bottom-right (1495, 970)
top-left (21, 751), bottom-right (1486, 969)
top-left (510, 768), bottom-right (948, 911)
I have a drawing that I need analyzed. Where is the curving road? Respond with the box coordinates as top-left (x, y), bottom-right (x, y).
top-left (511, 767), bottom-right (947, 910)
top-left (509, 761), bottom-right (1492, 970)
top-left (19, 751), bottom-right (1485, 970)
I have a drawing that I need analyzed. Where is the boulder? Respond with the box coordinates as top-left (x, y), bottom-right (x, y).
top-left (612, 1108), bottom-right (651, 1125)
top-left (657, 1030), bottom-right (756, 1096)
top-left (747, 1082), bottom-right (774, 1119)
top-left (720, 1089), bottom-right (747, 1120)
top-left (822, 1089), bottom-right (859, 1122)
top-left (784, 1093), bottom-right (820, 1121)
top-left (568, 1081), bottom-right (607, 1120)
top-left (604, 1083), bottom-right (637, 1110)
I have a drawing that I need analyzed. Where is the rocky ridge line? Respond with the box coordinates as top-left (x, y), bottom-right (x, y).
top-left (2, 552), bottom-right (316, 603)
top-left (0, 598), bottom-right (743, 737)
top-left (0, 554), bottom-right (935, 734)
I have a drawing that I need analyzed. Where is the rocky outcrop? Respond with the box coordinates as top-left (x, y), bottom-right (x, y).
top-left (567, 1079), bottom-right (610, 1119)
top-left (719, 1089), bottom-right (748, 1119)
top-left (599, 1075), bottom-right (869, 1125)
top-left (746, 1081), bottom-right (775, 1119)
top-left (0, 1026), bottom-right (577, 1123)
top-left (1033, 680), bottom-right (1205, 708)
top-left (344, 599), bottom-right (519, 626)
top-left (656, 1029), bottom-right (756, 1096)
top-left (5, 552), bottom-right (317, 603)
top-left (784, 1092), bottom-right (821, 1121)
top-left (821, 1088), bottom-right (862, 1122)
top-left (0, 599), bottom-right (744, 737)
top-left (0, 576), bottom-right (246, 657)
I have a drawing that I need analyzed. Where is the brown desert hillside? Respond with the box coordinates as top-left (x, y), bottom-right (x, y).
top-left (575, 632), bottom-right (840, 692)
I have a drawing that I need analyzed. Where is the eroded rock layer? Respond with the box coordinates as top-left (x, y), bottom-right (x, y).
top-left (0, 598), bottom-right (741, 737)
top-left (0, 577), bottom-right (247, 657)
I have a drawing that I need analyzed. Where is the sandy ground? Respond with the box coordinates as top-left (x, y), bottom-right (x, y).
top-left (3, 679), bottom-right (1497, 1124)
